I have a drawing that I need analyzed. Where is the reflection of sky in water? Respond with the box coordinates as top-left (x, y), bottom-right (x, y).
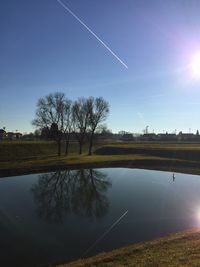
top-left (0, 168), bottom-right (200, 266)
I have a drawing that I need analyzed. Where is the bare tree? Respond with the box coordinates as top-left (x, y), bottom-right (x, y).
top-left (32, 94), bottom-right (109, 156)
top-left (62, 99), bottom-right (73, 155)
top-left (88, 97), bottom-right (109, 155)
top-left (32, 92), bottom-right (66, 156)
top-left (72, 98), bottom-right (91, 154)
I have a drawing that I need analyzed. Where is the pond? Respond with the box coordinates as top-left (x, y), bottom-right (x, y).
top-left (1, 168), bottom-right (200, 266)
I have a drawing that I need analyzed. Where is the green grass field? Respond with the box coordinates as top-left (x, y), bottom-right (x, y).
top-left (1, 140), bottom-right (200, 177)
top-left (1, 140), bottom-right (200, 161)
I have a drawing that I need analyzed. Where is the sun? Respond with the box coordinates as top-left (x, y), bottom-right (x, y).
top-left (191, 52), bottom-right (200, 78)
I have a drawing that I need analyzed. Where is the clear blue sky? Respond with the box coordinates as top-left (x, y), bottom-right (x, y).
top-left (1, 0), bottom-right (200, 134)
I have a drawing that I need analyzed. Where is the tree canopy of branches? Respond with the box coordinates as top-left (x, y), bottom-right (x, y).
top-left (32, 92), bottom-right (72, 156)
top-left (62, 99), bottom-right (73, 155)
top-left (72, 97), bottom-right (109, 155)
top-left (72, 98), bottom-right (91, 154)
top-left (88, 97), bottom-right (109, 155)
top-left (32, 92), bottom-right (109, 156)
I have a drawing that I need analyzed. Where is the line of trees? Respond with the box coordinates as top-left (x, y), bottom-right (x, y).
top-left (32, 92), bottom-right (109, 156)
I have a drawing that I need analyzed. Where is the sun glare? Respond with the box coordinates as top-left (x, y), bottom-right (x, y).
top-left (197, 210), bottom-right (200, 221)
top-left (191, 53), bottom-right (200, 78)
top-left (195, 207), bottom-right (200, 226)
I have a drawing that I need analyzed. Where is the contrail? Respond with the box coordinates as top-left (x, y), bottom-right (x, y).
top-left (56, 0), bottom-right (128, 69)
top-left (82, 210), bottom-right (129, 257)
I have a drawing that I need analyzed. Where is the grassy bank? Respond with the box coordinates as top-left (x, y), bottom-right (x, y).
top-left (1, 141), bottom-right (200, 177)
top-left (95, 143), bottom-right (200, 161)
top-left (1, 141), bottom-right (200, 267)
top-left (57, 229), bottom-right (200, 267)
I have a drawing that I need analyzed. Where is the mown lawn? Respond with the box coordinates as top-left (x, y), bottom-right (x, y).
top-left (1, 140), bottom-right (200, 177)
top-left (58, 229), bottom-right (200, 267)
top-left (1, 140), bottom-right (200, 162)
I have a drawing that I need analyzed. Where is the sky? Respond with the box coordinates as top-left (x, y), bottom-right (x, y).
top-left (1, 0), bottom-right (200, 134)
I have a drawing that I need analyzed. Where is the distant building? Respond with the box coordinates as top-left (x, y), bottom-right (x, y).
top-left (7, 132), bottom-right (15, 140)
top-left (120, 133), bottom-right (134, 141)
top-left (178, 133), bottom-right (194, 141)
top-left (157, 133), bottom-right (177, 141)
top-left (141, 133), bottom-right (157, 141)
top-left (16, 132), bottom-right (22, 139)
top-left (6, 132), bottom-right (22, 140)
top-left (0, 129), bottom-right (6, 140)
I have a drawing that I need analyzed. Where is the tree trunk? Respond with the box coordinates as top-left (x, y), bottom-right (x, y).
top-left (88, 132), bottom-right (94, 155)
top-left (79, 141), bottom-right (82, 154)
top-left (65, 135), bottom-right (70, 155)
top-left (57, 138), bottom-right (61, 156)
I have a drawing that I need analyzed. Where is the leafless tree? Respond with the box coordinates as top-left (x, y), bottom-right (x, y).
top-left (62, 98), bottom-right (73, 155)
top-left (88, 97), bottom-right (109, 155)
top-left (32, 92), bottom-right (66, 156)
top-left (72, 98), bottom-right (91, 154)
top-left (32, 94), bottom-right (109, 156)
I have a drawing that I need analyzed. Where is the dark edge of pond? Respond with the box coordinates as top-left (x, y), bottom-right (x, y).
top-left (1, 158), bottom-right (200, 178)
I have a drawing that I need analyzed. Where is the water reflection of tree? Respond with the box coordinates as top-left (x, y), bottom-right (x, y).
top-left (31, 169), bottom-right (111, 223)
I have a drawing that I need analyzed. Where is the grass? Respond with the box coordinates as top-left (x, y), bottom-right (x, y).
top-left (57, 229), bottom-right (200, 267)
top-left (1, 140), bottom-right (200, 177)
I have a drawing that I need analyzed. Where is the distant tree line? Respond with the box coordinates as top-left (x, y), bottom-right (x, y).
top-left (32, 92), bottom-right (109, 156)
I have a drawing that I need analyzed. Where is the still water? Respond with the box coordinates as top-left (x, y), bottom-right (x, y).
top-left (1, 168), bottom-right (200, 266)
